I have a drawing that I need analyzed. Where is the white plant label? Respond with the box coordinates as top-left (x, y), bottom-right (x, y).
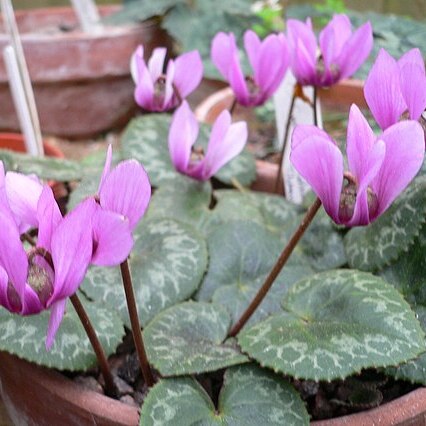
top-left (273, 72), bottom-right (323, 204)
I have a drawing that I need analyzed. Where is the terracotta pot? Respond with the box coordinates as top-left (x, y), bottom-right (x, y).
top-left (0, 6), bottom-right (172, 139)
top-left (0, 156), bottom-right (425, 425)
top-left (195, 79), bottom-right (365, 125)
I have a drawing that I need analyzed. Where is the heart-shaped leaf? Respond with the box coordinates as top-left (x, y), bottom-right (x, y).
top-left (0, 297), bottom-right (125, 371)
top-left (0, 149), bottom-right (82, 181)
top-left (140, 364), bottom-right (309, 425)
top-left (143, 302), bottom-right (248, 376)
top-left (82, 218), bottom-right (208, 327)
top-left (121, 115), bottom-right (256, 187)
top-left (239, 269), bottom-right (425, 381)
top-left (145, 175), bottom-right (212, 229)
top-left (344, 176), bottom-right (426, 272)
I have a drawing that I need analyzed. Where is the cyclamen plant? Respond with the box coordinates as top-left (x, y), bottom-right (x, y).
top-left (0, 12), bottom-right (425, 426)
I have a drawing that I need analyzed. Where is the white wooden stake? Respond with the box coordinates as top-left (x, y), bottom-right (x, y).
top-left (70, 0), bottom-right (103, 34)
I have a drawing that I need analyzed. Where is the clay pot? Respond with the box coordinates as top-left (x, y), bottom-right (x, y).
top-left (0, 6), bottom-right (172, 139)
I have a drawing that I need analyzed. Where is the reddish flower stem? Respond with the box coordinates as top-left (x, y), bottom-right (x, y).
top-left (313, 86), bottom-right (319, 127)
top-left (228, 197), bottom-right (322, 337)
top-left (70, 293), bottom-right (118, 398)
top-left (120, 260), bottom-right (154, 387)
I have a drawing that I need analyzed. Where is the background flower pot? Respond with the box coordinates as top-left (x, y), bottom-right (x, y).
top-left (0, 6), bottom-right (173, 139)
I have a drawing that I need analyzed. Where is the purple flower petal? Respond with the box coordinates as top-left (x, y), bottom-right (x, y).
top-left (371, 120), bottom-right (425, 217)
top-left (346, 104), bottom-right (377, 182)
top-left (5, 172), bottom-right (43, 233)
top-left (337, 21), bottom-right (373, 80)
top-left (398, 48), bottom-right (426, 121)
top-left (291, 128), bottom-right (343, 222)
top-left (174, 50), bottom-right (203, 99)
top-left (292, 125), bottom-right (331, 150)
top-left (49, 198), bottom-right (95, 303)
top-left (228, 54), bottom-right (249, 105)
top-left (21, 284), bottom-right (44, 315)
top-left (134, 48), bottom-right (155, 110)
top-left (147, 47), bottom-right (166, 81)
top-left (0, 266), bottom-right (15, 312)
top-left (45, 298), bottom-right (67, 350)
top-left (36, 186), bottom-right (62, 253)
top-left (99, 160), bottom-right (151, 231)
top-left (254, 33), bottom-right (289, 100)
top-left (244, 30), bottom-right (261, 73)
top-left (364, 49), bottom-right (406, 130)
top-left (91, 206), bottom-right (134, 266)
top-left (211, 32), bottom-right (237, 79)
top-left (169, 101), bottom-right (199, 173)
top-left (200, 111), bottom-right (247, 179)
top-left (319, 14), bottom-right (352, 69)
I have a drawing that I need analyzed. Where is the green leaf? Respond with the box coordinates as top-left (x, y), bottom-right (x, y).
top-left (145, 175), bottom-right (212, 229)
top-left (144, 302), bottom-right (248, 376)
top-left (238, 269), bottom-right (425, 381)
top-left (120, 108), bottom-right (255, 188)
top-left (196, 221), bottom-right (309, 304)
top-left (140, 364), bottom-right (309, 425)
top-left (0, 297), bottom-right (125, 371)
top-left (0, 149), bottom-right (82, 181)
top-left (82, 218), bottom-right (208, 327)
top-left (344, 176), bottom-right (426, 272)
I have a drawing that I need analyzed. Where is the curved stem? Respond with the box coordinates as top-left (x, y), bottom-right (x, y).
top-left (229, 96), bottom-right (238, 116)
top-left (120, 260), bottom-right (155, 387)
top-left (70, 293), bottom-right (118, 398)
top-left (229, 197), bottom-right (322, 337)
top-left (313, 85), bottom-right (318, 127)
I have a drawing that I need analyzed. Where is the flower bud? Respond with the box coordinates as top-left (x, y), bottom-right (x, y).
top-left (28, 263), bottom-right (53, 306)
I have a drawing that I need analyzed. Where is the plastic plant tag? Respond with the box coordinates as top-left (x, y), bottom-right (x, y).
top-left (273, 72), bottom-right (323, 204)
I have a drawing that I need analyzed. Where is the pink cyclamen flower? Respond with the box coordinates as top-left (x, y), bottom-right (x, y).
top-left (168, 101), bottom-right (248, 181)
top-left (89, 145), bottom-right (151, 266)
top-left (0, 162), bottom-right (95, 348)
top-left (364, 48), bottom-right (426, 130)
top-left (287, 14), bottom-right (373, 87)
top-left (211, 30), bottom-right (289, 107)
top-left (291, 105), bottom-right (425, 226)
top-left (133, 45), bottom-right (203, 112)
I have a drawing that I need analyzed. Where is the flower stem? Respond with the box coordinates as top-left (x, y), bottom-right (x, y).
top-left (120, 260), bottom-right (155, 387)
top-left (228, 197), bottom-right (322, 337)
top-left (313, 86), bottom-right (318, 127)
top-left (229, 96), bottom-right (238, 116)
top-left (274, 87), bottom-right (297, 195)
top-left (70, 293), bottom-right (118, 398)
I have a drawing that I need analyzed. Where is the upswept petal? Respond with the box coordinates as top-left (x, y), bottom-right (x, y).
top-left (364, 49), bottom-right (405, 130)
top-left (287, 19), bottom-right (317, 63)
top-left (346, 104), bottom-right (377, 182)
top-left (0, 209), bottom-right (28, 305)
top-left (244, 30), bottom-right (262, 73)
top-left (228, 54), bottom-right (249, 105)
top-left (292, 125), bottom-right (332, 150)
top-left (0, 266), bottom-right (15, 312)
top-left (99, 160), bottom-right (151, 230)
top-left (398, 49), bottom-right (426, 121)
top-left (169, 101), bottom-right (199, 173)
top-left (98, 144), bottom-right (112, 193)
top-left (45, 298), bottom-right (67, 350)
top-left (211, 32), bottom-right (237, 79)
top-left (163, 59), bottom-right (175, 110)
top-left (337, 21), bottom-right (373, 80)
top-left (36, 186), bottom-right (62, 252)
top-left (319, 14), bottom-right (352, 68)
top-left (174, 50), bottom-right (203, 99)
top-left (21, 285), bottom-right (44, 315)
top-left (148, 47), bottom-right (167, 81)
top-left (292, 38), bottom-right (317, 85)
top-left (134, 50), bottom-right (155, 110)
top-left (91, 206), bottom-right (134, 266)
top-left (49, 198), bottom-right (95, 303)
top-left (371, 120), bottom-right (425, 217)
top-left (347, 140), bottom-right (385, 226)
top-left (5, 172), bottom-right (43, 233)
top-left (200, 112), bottom-right (247, 179)
top-left (254, 34), bottom-right (288, 99)
top-left (130, 46), bottom-right (142, 83)
top-left (291, 131), bottom-right (343, 222)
